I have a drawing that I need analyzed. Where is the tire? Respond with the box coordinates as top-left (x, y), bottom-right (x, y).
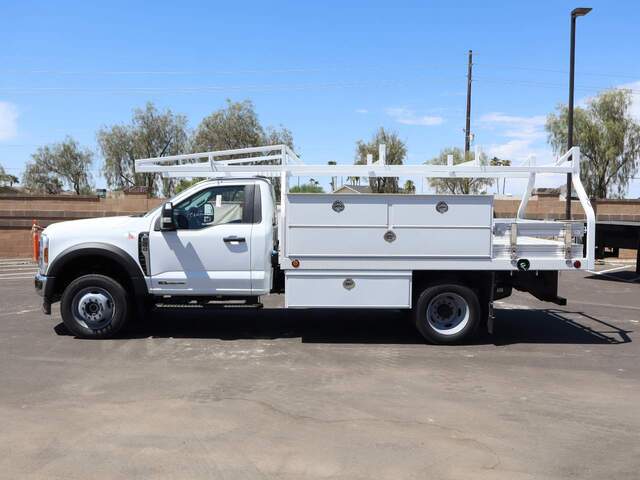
top-left (413, 284), bottom-right (481, 344)
top-left (60, 274), bottom-right (129, 339)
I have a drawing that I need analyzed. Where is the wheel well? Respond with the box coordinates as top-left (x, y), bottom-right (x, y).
top-left (52, 255), bottom-right (134, 300)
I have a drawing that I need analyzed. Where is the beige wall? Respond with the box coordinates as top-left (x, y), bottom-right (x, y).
top-left (0, 194), bottom-right (163, 258)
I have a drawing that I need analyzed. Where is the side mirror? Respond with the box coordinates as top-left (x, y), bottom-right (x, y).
top-left (202, 203), bottom-right (214, 225)
top-left (160, 202), bottom-right (176, 231)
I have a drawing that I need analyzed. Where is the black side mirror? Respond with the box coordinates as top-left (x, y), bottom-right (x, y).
top-left (160, 202), bottom-right (176, 231)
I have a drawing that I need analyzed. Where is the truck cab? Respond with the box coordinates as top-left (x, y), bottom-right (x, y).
top-left (35, 178), bottom-right (278, 338)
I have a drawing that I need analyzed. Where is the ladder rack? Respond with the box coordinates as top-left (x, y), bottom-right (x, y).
top-left (135, 144), bottom-right (579, 179)
top-left (135, 144), bottom-right (595, 270)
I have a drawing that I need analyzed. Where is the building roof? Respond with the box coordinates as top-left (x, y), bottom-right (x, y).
top-left (332, 184), bottom-right (372, 194)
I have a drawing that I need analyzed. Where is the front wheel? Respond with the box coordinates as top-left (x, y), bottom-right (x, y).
top-left (60, 274), bottom-right (130, 339)
top-left (413, 284), bottom-right (481, 344)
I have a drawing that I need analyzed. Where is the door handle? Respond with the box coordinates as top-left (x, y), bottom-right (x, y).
top-left (223, 236), bottom-right (246, 243)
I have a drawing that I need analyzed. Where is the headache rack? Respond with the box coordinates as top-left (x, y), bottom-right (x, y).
top-left (135, 144), bottom-right (595, 271)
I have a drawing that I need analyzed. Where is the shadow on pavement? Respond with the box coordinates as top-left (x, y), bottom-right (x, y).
top-left (54, 306), bottom-right (632, 346)
top-left (585, 270), bottom-right (640, 283)
top-left (490, 309), bottom-right (631, 346)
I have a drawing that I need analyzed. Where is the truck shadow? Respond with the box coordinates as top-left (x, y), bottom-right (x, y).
top-left (489, 309), bottom-right (631, 346)
top-left (55, 307), bottom-right (632, 346)
top-left (585, 271), bottom-right (640, 283)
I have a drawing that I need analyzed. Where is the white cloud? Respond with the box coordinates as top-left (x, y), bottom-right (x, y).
top-left (355, 108), bottom-right (369, 114)
top-left (479, 112), bottom-right (546, 141)
top-left (578, 81), bottom-right (640, 120)
top-left (618, 80), bottom-right (640, 121)
top-left (386, 107), bottom-right (444, 126)
top-left (0, 102), bottom-right (18, 141)
top-left (478, 112), bottom-right (549, 161)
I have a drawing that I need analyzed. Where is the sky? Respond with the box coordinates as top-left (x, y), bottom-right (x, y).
top-left (1, 0), bottom-right (639, 197)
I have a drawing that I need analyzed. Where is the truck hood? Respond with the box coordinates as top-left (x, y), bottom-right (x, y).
top-left (43, 215), bottom-right (154, 269)
top-left (44, 215), bottom-right (151, 238)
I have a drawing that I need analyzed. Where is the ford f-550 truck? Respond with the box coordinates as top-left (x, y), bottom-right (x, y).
top-left (34, 144), bottom-right (595, 344)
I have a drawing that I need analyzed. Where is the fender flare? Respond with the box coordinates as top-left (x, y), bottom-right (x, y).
top-left (48, 242), bottom-right (148, 297)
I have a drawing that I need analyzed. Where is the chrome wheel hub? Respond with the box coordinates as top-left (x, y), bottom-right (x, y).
top-left (426, 292), bottom-right (470, 336)
top-left (74, 288), bottom-right (114, 329)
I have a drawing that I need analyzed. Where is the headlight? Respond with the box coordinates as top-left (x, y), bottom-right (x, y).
top-left (39, 234), bottom-right (49, 274)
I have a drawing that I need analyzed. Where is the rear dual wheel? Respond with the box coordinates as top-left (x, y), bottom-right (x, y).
top-left (413, 284), bottom-right (481, 344)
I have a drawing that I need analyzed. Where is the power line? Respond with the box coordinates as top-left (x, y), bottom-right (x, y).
top-left (1, 60), bottom-right (637, 82)
top-left (1, 76), bottom-right (638, 96)
top-left (474, 76), bottom-right (640, 94)
top-left (0, 62), bottom-right (467, 77)
top-left (0, 76), bottom-right (468, 95)
top-left (475, 62), bottom-right (640, 81)
top-left (0, 80), bottom-right (406, 94)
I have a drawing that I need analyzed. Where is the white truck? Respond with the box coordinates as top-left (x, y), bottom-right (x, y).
top-left (34, 145), bottom-right (595, 344)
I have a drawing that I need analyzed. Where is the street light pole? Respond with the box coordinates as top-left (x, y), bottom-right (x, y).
top-left (566, 7), bottom-right (591, 220)
top-left (464, 50), bottom-right (473, 157)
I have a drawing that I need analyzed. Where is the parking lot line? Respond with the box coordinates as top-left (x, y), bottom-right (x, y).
top-left (0, 275), bottom-right (38, 281)
top-left (587, 265), bottom-right (633, 275)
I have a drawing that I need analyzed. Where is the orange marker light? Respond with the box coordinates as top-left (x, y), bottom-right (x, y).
top-left (291, 259), bottom-right (300, 268)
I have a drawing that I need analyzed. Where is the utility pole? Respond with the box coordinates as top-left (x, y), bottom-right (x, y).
top-left (464, 50), bottom-right (473, 157)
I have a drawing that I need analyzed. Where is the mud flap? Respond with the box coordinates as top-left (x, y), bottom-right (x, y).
top-left (508, 271), bottom-right (567, 306)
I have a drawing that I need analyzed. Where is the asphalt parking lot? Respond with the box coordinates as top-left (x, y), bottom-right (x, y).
top-left (1, 264), bottom-right (639, 479)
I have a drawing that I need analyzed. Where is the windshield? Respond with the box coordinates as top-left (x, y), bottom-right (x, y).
top-left (143, 205), bottom-right (162, 217)
top-left (136, 179), bottom-right (210, 218)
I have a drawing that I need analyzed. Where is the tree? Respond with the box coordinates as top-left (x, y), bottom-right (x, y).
top-left (174, 178), bottom-right (204, 194)
top-left (427, 147), bottom-right (492, 194)
top-left (546, 89), bottom-right (640, 198)
top-left (97, 102), bottom-right (189, 197)
top-left (193, 99), bottom-right (295, 198)
top-left (490, 157), bottom-right (511, 195)
top-left (290, 180), bottom-right (324, 193)
top-left (354, 128), bottom-right (407, 193)
top-left (193, 99), bottom-right (293, 151)
top-left (403, 179), bottom-right (416, 194)
top-left (0, 164), bottom-right (19, 187)
top-left (22, 137), bottom-right (93, 194)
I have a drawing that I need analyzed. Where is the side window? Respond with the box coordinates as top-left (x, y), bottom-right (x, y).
top-left (173, 185), bottom-right (246, 230)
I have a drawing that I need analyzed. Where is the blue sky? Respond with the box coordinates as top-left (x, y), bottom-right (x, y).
top-left (1, 0), bottom-right (639, 196)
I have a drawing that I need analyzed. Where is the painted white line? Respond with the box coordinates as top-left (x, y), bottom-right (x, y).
top-left (587, 265), bottom-right (633, 275)
top-left (0, 268), bottom-right (39, 273)
top-left (0, 308), bottom-right (40, 317)
top-left (494, 301), bottom-right (532, 310)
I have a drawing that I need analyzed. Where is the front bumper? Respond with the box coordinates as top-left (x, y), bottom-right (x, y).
top-left (34, 273), bottom-right (54, 314)
top-left (34, 273), bottom-right (46, 296)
